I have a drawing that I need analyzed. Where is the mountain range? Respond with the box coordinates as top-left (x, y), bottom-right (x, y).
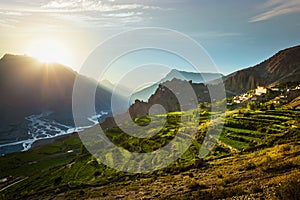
top-left (0, 54), bottom-right (113, 145)
top-left (66, 45), bottom-right (300, 115)
top-left (0, 45), bottom-right (300, 151)
top-left (132, 45), bottom-right (300, 101)
top-left (130, 69), bottom-right (223, 102)
top-left (125, 45), bottom-right (300, 119)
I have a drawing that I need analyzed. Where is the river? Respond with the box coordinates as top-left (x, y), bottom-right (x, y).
top-left (0, 111), bottom-right (108, 155)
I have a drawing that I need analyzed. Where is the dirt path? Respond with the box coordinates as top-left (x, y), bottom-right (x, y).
top-left (0, 177), bottom-right (28, 192)
top-left (217, 141), bottom-right (239, 153)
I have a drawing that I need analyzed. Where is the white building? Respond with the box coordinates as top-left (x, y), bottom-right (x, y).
top-left (270, 88), bottom-right (280, 92)
top-left (255, 86), bottom-right (267, 96)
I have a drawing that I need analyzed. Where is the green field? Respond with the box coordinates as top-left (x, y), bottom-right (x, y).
top-left (0, 108), bottom-right (299, 199)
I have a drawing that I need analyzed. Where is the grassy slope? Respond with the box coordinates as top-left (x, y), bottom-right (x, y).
top-left (284, 96), bottom-right (300, 109)
top-left (0, 109), bottom-right (299, 200)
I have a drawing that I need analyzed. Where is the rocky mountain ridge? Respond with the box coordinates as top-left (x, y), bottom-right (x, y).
top-left (224, 45), bottom-right (300, 95)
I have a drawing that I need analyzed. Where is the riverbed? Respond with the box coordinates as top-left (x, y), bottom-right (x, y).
top-left (0, 111), bottom-right (108, 155)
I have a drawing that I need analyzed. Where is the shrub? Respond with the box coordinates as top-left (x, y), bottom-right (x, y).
top-left (279, 145), bottom-right (291, 152)
top-left (187, 180), bottom-right (200, 190)
top-left (187, 180), bottom-right (208, 190)
top-left (248, 102), bottom-right (257, 111)
top-left (94, 171), bottom-right (101, 177)
top-left (251, 184), bottom-right (263, 193)
top-left (53, 177), bottom-right (62, 186)
top-left (88, 159), bottom-right (99, 168)
top-left (243, 112), bottom-right (251, 117)
top-left (276, 177), bottom-right (300, 200)
top-left (245, 162), bottom-right (256, 170)
top-left (217, 174), bottom-right (223, 178)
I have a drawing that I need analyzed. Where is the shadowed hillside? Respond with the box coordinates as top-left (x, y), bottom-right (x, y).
top-left (0, 54), bottom-right (113, 144)
top-left (224, 45), bottom-right (300, 95)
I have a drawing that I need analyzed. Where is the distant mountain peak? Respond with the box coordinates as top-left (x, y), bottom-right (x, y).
top-left (130, 69), bottom-right (223, 102)
top-left (1, 53), bottom-right (36, 62)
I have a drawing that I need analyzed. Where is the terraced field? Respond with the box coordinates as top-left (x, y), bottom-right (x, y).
top-left (217, 109), bottom-right (300, 153)
top-left (0, 108), bottom-right (299, 199)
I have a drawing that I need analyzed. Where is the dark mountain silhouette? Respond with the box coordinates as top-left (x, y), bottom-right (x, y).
top-left (131, 69), bottom-right (223, 102)
top-left (0, 54), bottom-right (114, 143)
top-left (129, 79), bottom-right (213, 118)
top-left (101, 78), bottom-right (225, 130)
top-left (224, 45), bottom-right (300, 95)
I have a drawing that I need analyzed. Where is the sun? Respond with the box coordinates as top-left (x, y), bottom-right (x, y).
top-left (26, 37), bottom-right (72, 66)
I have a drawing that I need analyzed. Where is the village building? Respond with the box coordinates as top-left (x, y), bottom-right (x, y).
top-left (270, 87), bottom-right (280, 92)
top-left (255, 86), bottom-right (267, 96)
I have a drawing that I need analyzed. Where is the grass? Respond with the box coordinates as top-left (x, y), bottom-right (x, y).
top-left (227, 132), bottom-right (261, 142)
top-left (219, 135), bottom-right (249, 150)
top-left (26, 142), bottom-right (297, 200)
top-left (224, 127), bottom-right (264, 136)
top-left (0, 108), bottom-right (299, 199)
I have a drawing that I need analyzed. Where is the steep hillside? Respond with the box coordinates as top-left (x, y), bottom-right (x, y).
top-left (284, 95), bottom-right (300, 109)
top-left (129, 79), bottom-right (213, 119)
top-left (0, 108), bottom-right (299, 200)
top-left (100, 78), bottom-right (224, 128)
top-left (224, 45), bottom-right (300, 95)
top-left (0, 54), bottom-right (113, 144)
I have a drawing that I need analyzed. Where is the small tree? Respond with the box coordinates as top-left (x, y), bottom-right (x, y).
top-left (269, 103), bottom-right (275, 110)
top-left (199, 103), bottom-right (206, 110)
top-left (80, 144), bottom-right (89, 155)
top-left (247, 102), bottom-right (257, 111)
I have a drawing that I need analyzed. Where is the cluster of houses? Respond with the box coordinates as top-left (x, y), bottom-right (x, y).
top-left (228, 84), bottom-right (300, 106)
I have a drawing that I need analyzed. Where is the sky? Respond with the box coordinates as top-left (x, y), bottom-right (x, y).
top-left (0, 0), bottom-right (300, 79)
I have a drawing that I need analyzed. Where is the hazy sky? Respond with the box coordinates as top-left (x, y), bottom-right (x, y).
top-left (0, 0), bottom-right (300, 76)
